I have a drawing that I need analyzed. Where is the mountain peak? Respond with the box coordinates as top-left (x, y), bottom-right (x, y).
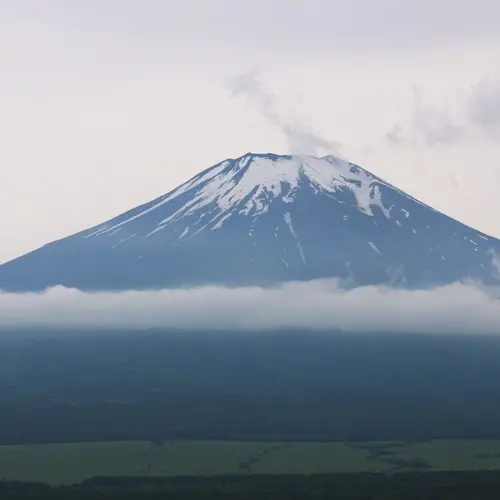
top-left (88, 153), bottom-right (385, 239)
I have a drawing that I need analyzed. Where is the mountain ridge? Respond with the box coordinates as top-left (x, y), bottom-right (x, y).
top-left (0, 152), bottom-right (498, 292)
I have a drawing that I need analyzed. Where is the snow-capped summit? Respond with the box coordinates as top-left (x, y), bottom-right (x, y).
top-left (88, 153), bottom-right (392, 240)
top-left (0, 152), bottom-right (499, 291)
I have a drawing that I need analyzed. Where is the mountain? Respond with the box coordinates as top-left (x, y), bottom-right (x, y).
top-left (0, 152), bottom-right (499, 292)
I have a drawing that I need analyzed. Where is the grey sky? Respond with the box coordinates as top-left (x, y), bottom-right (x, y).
top-left (1, 1), bottom-right (500, 262)
top-left (5, 0), bottom-right (500, 53)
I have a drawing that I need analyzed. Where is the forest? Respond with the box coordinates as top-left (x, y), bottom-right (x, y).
top-left (1, 329), bottom-right (500, 444)
top-left (4, 471), bottom-right (500, 499)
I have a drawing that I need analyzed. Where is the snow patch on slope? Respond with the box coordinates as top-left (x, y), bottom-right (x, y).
top-left (283, 212), bottom-right (306, 265)
top-left (368, 241), bottom-right (382, 255)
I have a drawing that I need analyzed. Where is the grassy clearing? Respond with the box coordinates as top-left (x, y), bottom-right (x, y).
top-left (3, 439), bottom-right (500, 485)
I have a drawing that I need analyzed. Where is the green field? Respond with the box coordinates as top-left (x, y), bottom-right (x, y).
top-left (3, 440), bottom-right (500, 485)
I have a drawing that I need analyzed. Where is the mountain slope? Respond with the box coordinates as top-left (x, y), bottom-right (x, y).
top-left (0, 152), bottom-right (499, 291)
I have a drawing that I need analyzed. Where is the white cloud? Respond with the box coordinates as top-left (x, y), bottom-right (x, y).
top-left (490, 250), bottom-right (500, 279)
top-left (466, 76), bottom-right (500, 138)
top-left (1, 280), bottom-right (499, 335)
top-left (227, 70), bottom-right (341, 156)
top-left (386, 87), bottom-right (465, 147)
top-left (387, 75), bottom-right (500, 147)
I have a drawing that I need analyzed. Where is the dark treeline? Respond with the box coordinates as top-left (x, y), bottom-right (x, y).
top-left (2, 330), bottom-right (500, 443)
top-left (5, 471), bottom-right (500, 499)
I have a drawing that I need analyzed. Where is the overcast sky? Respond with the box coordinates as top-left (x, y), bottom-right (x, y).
top-left (1, 0), bottom-right (500, 263)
